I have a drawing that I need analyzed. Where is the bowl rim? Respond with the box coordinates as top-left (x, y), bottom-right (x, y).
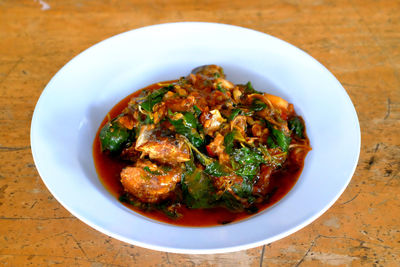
top-left (30, 22), bottom-right (361, 254)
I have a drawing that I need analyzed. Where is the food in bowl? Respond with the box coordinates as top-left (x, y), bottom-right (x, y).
top-left (93, 65), bottom-right (311, 226)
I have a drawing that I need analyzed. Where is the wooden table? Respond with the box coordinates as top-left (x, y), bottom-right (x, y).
top-left (1, 0), bottom-right (399, 266)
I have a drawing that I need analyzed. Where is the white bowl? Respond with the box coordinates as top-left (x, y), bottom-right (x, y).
top-left (31, 22), bottom-right (360, 254)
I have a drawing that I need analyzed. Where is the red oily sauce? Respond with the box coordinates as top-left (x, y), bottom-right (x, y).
top-left (93, 82), bottom-right (308, 227)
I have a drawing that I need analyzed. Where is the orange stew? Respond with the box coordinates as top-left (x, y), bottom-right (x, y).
top-left (93, 65), bottom-right (310, 227)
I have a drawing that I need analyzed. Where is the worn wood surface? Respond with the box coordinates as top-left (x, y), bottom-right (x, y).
top-left (1, 0), bottom-right (399, 266)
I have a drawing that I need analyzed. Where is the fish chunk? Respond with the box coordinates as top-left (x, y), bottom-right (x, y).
top-left (191, 64), bottom-right (225, 78)
top-left (121, 160), bottom-right (182, 203)
top-left (135, 126), bottom-right (190, 164)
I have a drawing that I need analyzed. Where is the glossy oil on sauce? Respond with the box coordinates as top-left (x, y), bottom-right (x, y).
top-left (93, 82), bottom-right (308, 227)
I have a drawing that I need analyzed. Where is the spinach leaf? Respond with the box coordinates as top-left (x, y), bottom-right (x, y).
top-left (193, 151), bottom-right (227, 177)
top-left (233, 164), bottom-right (261, 180)
top-left (267, 135), bottom-right (278, 149)
top-left (250, 99), bottom-right (267, 111)
top-left (231, 181), bottom-right (253, 199)
top-left (204, 161), bottom-right (228, 177)
top-left (269, 126), bottom-right (291, 152)
top-left (193, 105), bottom-right (202, 117)
top-left (183, 112), bottom-right (200, 129)
top-left (140, 85), bottom-right (172, 112)
top-left (259, 143), bottom-right (286, 168)
top-left (216, 82), bottom-right (226, 93)
top-left (169, 112), bottom-right (204, 148)
top-left (182, 169), bottom-right (217, 209)
top-left (219, 191), bottom-right (245, 212)
top-left (288, 116), bottom-right (305, 138)
top-left (231, 147), bottom-right (265, 181)
top-left (224, 129), bottom-right (254, 154)
top-left (139, 113), bottom-right (153, 125)
top-left (224, 131), bottom-right (236, 154)
top-left (229, 108), bottom-right (242, 121)
top-left (244, 81), bottom-right (261, 94)
top-left (184, 152), bottom-right (196, 175)
top-left (264, 121), bottom-right (291, 152)
top-left (154, 202), bottom-right (182, 219)
top-left (99, 118), bottom-right (131, 153)
top-left (184, 138), bottom-right (228, 177)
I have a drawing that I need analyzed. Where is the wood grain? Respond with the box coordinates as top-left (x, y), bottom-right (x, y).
top-left (0, 0), bottom-right (399, 266)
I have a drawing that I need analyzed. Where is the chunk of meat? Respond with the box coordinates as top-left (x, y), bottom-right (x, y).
top-left (232, 86), bottom-right (243, 103)
top-left (191, 64), bottom-right (225, 78)
top-left (206, 133), bottom-right (230, 165)
top-left (135, 125), bottom-right (190, 164)
top-left (117, 114), bottom-right (136, 130)
top-left (230, 115), bottom-right (247, 137)
top-left (265, 93), bottom-right (289, 111)
top-left (164, 95), bottom-right (195, 112)
top-left (152, 102), bottom-right (167, 124)
top-left (200, 109), bottom-right (226, 136)
top-left (253, 165), bottom-right (272, 196)
top-left (248, 93), bottom-right (289, 112)
top-left (212, 173), bottom-right (251, 205)
top-left (251, 124), bottom-right (263, 137)
top-left (207, 90), bottom-right (230, 109)
top-left (120, 143), bottom-right (140, 162)
top-left (215, 78), bottom-right (234, 90)
top-left (121, 160), bottom-right (182, 203)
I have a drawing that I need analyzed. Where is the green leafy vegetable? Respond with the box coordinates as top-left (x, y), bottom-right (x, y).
top-left (155, 202), bottom-right (182, 219)
top-left (182, 169), bottom-right (217, 209)
top-left (99, 119), bottom-right (131, 153)
top-left (169, 112), bottom-right (204, 148)
top-left (143, 166), bottom-right (162, 175)
top-left (184, 138), bottom-right (228, 177)
top-left (183, 112), bottom-right (200, 129)
top-left (216, 82), bottom-right (226, 93)
top-left (204, 161), bottom-right (227, 177)
top-left (229, 109), bottom-right (242, 121)
top-left (224, 131), bottom-right (236, 154)
top-left (250, 99), bottom-right (267, 111)
top-left (219, 191), bottom-right (245, 212)
top-left (140, 85), bottom-right (172, 112)
top-left (267, 125), bottom-right (291, 152)
top-left (231, 181), bottom-right (253, 198)
top-left (184, 151), bottom-right (196, 175)
top-left (193, 147), bottom-right (227, 177)
top-left (182, 151), bottom-right (217, 209)
top-left (224, 129), bottom-right (253, 154)
top-left (267, 135), bottom-right (278, 149)
top-left (139, 113), bottom-right (153, 125)
top-left (231, 147), bottom-right (265, 181)
top-left (258, 144), bottom-right (284, 167)
top-left (244, 81), bottom-right (261, 94)
top-left (193, 105), bottom-right (202, 117)
top-left (288, 117), bottom-right (305, 138)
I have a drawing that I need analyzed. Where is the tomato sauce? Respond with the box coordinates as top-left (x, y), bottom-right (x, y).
top-left (93, 82), bottom-right (308, 227)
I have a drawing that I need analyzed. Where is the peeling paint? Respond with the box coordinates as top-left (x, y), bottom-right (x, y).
top-left (306, 252), bottom-right (358, 266)
top-left (323, 217), bottom-right (341, 229)
top-left (35, 0), bottom-right (50, 10)
top-left (188, 250), bottom-right (254, 266)
top-left (281, 245), bottom-right (301, 254)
